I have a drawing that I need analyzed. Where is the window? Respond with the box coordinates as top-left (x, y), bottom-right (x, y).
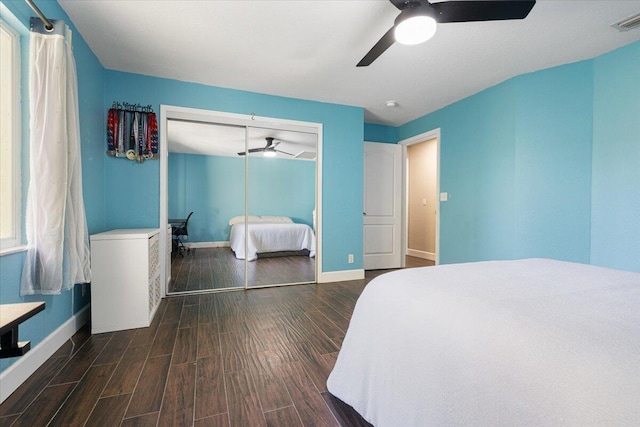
top-left (0, 18), bottom-right (21, 250)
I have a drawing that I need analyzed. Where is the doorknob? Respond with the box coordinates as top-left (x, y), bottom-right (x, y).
top-left (363, 212), bottom-right (367, 215)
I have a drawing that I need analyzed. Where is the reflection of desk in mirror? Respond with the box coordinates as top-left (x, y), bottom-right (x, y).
top-left (169, 218), bottom-right (186, 253)
top-left (170, 213), bottom-right (192, 255)
top-left (0, 302), bottom-right (45, 358)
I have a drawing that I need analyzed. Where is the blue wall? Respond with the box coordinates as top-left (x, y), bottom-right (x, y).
top-left (0, 0), bottom-right (104, 372)
top-left (400, 41), bottom-right (640, 272)
top-left (364, 122), bottom-right (398, 143)
top-left (513, 61), bottom-right (593, 262)
top-left (247, 157), bottom-right (316, 227)
top-left (591, 42), bottom-right (640, 272)
top-left (401, 81), bottom-right (520, 263)
top-left (169, 153), bottom-right (315, 242)
top-left (104, 71), bottom-right (363, 272)
top-left (169, 154), bottom-right (244, 242)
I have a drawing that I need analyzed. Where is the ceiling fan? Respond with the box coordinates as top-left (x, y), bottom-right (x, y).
top-left (237, 137), bottom-right (294, 157)
top-left (358, 0), bottom-right (536, 67)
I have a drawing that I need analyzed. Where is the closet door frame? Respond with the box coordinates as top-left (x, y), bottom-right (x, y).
top-left (159, 105), bottom-right (323, 296)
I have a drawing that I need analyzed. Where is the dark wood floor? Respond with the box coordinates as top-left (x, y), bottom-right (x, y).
top-left (0, 257), bottom-right (434, 426)
top-left (170, 248), bottom-right (316, 293)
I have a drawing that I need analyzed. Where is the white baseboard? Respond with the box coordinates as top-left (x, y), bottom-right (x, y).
top-left (407, 249), bottom-right (436, 261)
top-left (318, 269), bottom-right (364, 283)
top-left (0, 304), bottom-right (91, 404)
top-left (184, 241), bottom-right (230, 249)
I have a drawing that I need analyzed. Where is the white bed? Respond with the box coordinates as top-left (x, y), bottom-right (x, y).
top-left (229, 216), bottom-right (315, 261)
top-left (327, 258), bottom-right (640, 427)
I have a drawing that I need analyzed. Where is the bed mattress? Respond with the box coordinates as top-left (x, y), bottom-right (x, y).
top-left (327, 258), bottom-right (640, 426)
top-left (229, 222), bottom-right (315, 261)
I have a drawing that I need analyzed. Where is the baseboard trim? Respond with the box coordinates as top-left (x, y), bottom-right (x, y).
top-left (184, 241), bottom-right (230, 249)
top-left (407, 249), bottom-right (436, 261)
top-left (0, 304), bottom-right (91, 403)
top-left (318, 269), bottom-right (365, 283)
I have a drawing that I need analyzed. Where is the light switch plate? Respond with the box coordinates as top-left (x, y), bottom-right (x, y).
top-left (440, 192), bottom-right (448, 202)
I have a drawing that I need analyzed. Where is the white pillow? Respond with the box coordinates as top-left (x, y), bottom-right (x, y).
top-left (260, 216), bottom-right (293, 223)
top-left (229, 215), bottom-right (261, 226)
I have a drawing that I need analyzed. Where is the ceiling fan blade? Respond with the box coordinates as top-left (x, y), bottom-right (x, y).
top-left (357, 26), bottom-right (396, 67)
top-left (276, 149), bottom-right (295, 156)
top-left (358, 0), bottom-right (535, 67)
top-left (237, 147), bottom-right (264, 156)
top-left (431, 1), bottom-right (536, 23)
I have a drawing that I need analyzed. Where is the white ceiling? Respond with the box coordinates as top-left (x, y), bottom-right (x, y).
top-left (167, 119), bottom-right (317, 160)
top-left (58, 0), bottom-right (640, 126)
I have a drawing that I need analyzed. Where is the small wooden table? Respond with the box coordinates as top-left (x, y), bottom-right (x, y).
top-left (0, 302), bottom-right (45, 358)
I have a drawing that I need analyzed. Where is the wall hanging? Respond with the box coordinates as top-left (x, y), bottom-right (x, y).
top-left (107, 102), bottom-right (158, 162)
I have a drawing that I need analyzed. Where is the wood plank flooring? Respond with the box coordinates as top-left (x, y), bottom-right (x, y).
top-left (1, 257), bottom-right (434, 426)
top-left (405, 255), bottom-right (435, 268)
top-left (170, 248), bottom-right (316, 293)
top-left (0, 281), bottom-right (373, 426)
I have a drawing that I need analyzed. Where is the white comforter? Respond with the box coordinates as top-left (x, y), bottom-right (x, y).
top-left (327, 259), bottom-right (640, 426)
top-left (229, 222), bottom-right (315, 261)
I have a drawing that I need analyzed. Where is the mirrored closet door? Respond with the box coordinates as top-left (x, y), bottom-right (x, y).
top-left (167, 121), bottom-right (246, 292)
top-left (164, 111), bottom-right (318, 295)
top-left (246, 126), bottom-right (317, 288)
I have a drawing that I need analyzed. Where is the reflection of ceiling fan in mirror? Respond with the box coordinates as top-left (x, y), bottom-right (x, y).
top-left (237, 137), bottom-right (295, 157)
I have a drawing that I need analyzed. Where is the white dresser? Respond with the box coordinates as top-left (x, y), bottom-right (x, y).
top-left (90, 228), bottom-right (162, 334)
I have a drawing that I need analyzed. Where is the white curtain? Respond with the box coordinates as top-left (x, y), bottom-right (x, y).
top-left (21, 19), bottom-right (90, 295)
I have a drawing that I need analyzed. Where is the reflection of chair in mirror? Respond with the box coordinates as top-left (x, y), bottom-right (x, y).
top-left (172, 212), bottom-right (193, 256)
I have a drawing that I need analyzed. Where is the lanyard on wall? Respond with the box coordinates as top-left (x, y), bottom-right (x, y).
top-left (106, 102), bottom-right (158, 163)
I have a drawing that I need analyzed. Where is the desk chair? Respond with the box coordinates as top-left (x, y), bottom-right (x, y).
top-left (172, 212), bottom-right (193, 256)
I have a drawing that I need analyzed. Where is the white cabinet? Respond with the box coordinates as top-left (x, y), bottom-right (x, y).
top-left (90, 228), bottom-right (162, 334)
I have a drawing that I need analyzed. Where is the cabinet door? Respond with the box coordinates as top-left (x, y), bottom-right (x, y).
top-left (90, 236), bottom-right (150, 333)
top-left (148, 234), bottom-right (161, 315)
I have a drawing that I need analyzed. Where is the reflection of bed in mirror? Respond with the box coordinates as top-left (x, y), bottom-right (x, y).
top-left (229, 216), bottom-right (315, 261)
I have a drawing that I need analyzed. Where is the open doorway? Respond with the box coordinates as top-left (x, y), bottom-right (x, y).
top-left (400, 129), bottom-right (440, 266)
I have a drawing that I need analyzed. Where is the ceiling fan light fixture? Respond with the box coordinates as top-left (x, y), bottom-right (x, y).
top-left (263, 149), bottom-right (277, 157)
top-left (394, 14), bottom-right (437, 45)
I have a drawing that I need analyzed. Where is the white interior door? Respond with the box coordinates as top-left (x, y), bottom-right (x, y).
top-left (363, 142), bottom-right (402, 270)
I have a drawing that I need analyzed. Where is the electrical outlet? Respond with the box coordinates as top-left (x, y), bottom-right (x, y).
top-left (348, 254), bottom-right (354, 264)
